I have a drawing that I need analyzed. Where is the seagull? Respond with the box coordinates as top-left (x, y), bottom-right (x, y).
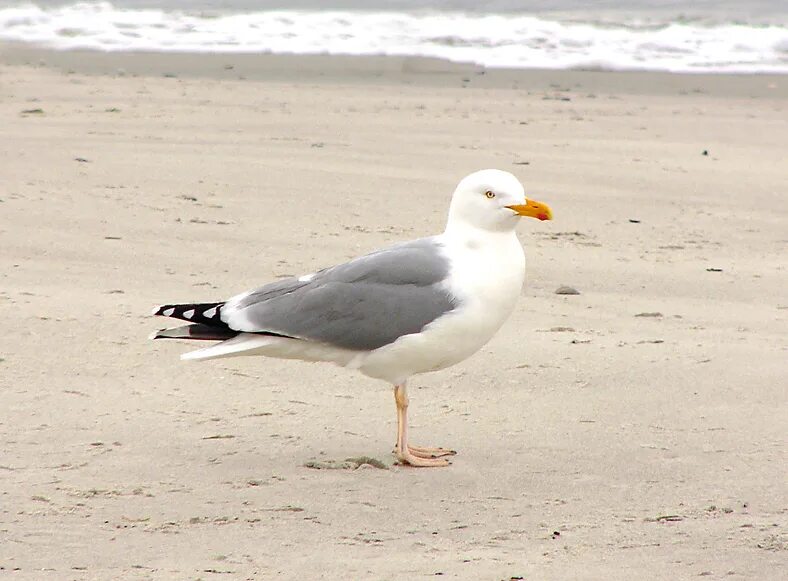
top-left (150, 169), bottom-right (552, 467)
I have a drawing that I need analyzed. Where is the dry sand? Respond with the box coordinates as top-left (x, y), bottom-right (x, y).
top-left (1, 45), bottom-right (786, 579)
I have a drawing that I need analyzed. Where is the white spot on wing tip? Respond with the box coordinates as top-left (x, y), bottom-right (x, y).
top-left (183, 309), bottom-right (195, 319)
top-left (151, 305), bottom-right (162, 316)
top-left (163, 307), bottom-right (175, 317)
top-left (203, 306), bottom-right (217, 318)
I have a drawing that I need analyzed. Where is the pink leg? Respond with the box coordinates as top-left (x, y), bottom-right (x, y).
top-left (393, 383), bottom-right (455, 467)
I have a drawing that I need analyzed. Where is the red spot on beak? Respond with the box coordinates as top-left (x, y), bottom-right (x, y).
top-left (537, 213), bottom-right (549, 221)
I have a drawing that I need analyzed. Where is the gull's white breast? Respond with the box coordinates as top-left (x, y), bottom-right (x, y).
top-left (356, 230), bottom-right (526, 384)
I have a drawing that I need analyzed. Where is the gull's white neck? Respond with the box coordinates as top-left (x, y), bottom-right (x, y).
top-left (441, 217), bottom-right (526, 293)
top-left (443, 215), bottom-right (520, 246)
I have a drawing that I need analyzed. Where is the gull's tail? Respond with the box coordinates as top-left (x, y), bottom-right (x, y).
top-left (150, 301), bottom-right (239, 343)
top-left (150, 301), bottom-right (275, 361)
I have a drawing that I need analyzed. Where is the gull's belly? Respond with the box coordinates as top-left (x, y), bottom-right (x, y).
top-left (357, 238), bottom-right (526, 384)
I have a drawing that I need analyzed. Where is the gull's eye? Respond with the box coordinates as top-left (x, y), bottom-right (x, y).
top-left (484, 190), bottom-right (495, 199)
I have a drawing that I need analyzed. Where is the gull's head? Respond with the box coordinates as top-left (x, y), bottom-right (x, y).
top-left (447, 169), bottom-right (553, 233)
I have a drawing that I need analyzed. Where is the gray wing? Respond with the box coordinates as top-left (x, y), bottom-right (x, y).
top-left (221, 237), bottom-right (458, 351)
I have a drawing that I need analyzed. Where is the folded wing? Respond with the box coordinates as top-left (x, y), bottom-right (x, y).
top-left (221, 237), bottom-right (458, 351)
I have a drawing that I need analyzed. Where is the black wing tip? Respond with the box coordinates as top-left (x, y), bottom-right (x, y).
top-left (151, 302), bottom-right (224, 321)
top-left (150, 323), bottom-right (238, 341)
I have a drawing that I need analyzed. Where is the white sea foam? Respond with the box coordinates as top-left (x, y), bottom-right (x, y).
top-left (1, 2), bottom-right (787, 73)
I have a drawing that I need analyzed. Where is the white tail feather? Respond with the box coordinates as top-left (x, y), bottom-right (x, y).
top-left (180, 334), bottom-right (274, 361)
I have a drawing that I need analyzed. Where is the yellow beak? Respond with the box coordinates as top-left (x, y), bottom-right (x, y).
top-left (506, 199), bottom-right (553, 221)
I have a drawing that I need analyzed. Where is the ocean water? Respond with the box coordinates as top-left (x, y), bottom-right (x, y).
top-left (1, 1), bottom-right (787, 73)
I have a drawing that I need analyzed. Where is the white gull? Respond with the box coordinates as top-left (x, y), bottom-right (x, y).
top-left (151, 169), bottom-right (553, 467)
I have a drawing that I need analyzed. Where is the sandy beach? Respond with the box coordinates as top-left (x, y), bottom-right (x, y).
top-left (1, 44), bottom-right (786, 579)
